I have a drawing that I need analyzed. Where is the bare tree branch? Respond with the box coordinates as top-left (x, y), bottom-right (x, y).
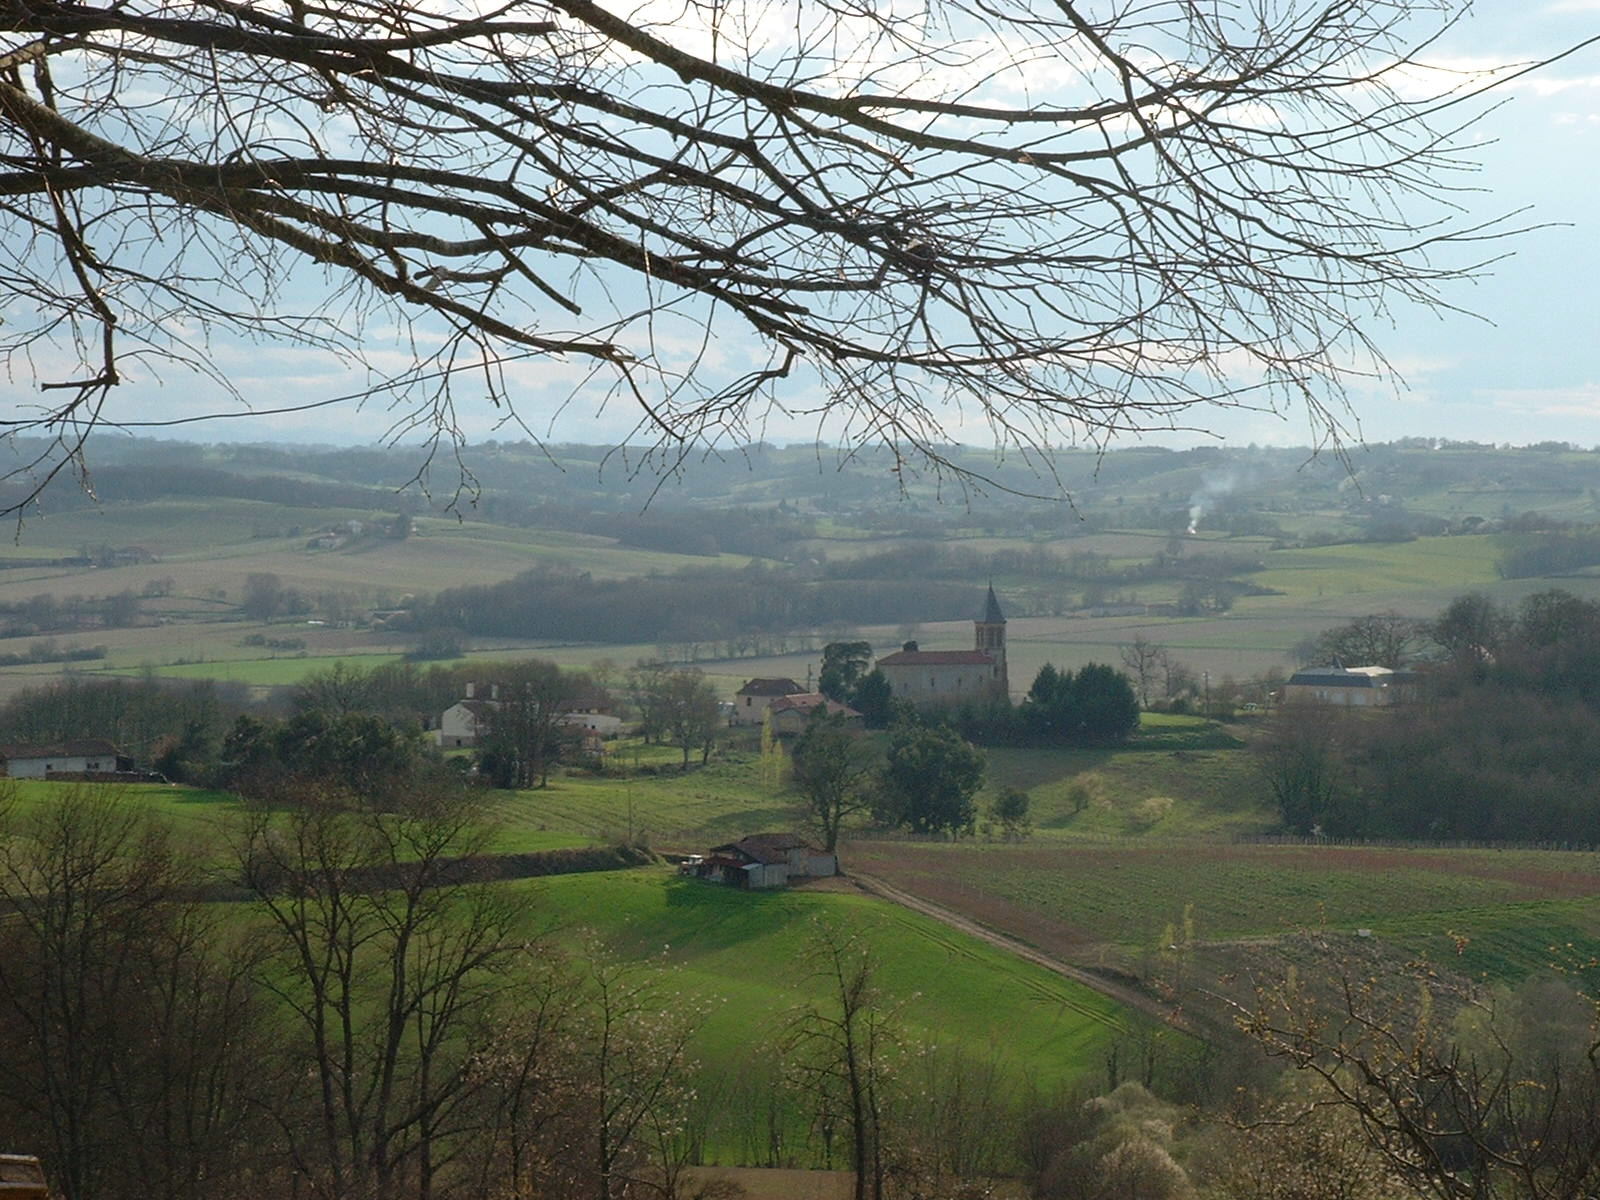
top-left (0, 0), bottom-right (1532, 513)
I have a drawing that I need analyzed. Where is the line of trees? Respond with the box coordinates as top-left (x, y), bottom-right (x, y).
top-left (1259, 589), bottom-right (1600, 841)
top-left (946, 663), bottom-right (1141, 749)
top-left (421, 565), bottom-right (979, 646)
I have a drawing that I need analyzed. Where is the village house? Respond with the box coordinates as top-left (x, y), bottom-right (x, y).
top-left (1282, 662), bottom-right (1419, 707)
top-left (0, 739), bottom-right (133, 779)
top-left (434, 680), bottom-right (624, 748)
top-left (765, 692), bottom-right (863, 736)
top-left (731, 677), bottom-right (808, 726)
top-left (875, 586), bottom-right (1010, 706)
top-left (689, 832), bottom-right (838, 889)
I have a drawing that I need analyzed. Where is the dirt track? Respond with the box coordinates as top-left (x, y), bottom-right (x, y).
top-left (840, 870), bottom-right (1194, 1033)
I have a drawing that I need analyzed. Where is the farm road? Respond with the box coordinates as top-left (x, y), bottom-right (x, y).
top-left (842, 871), bottom-right (1193, 1033)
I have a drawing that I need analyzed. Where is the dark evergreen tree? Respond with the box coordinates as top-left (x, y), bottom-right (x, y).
top-left (820, 641), bottom-right (874, 703)
top-left (1073, 663), bottom-right (1141, 743)
top-left (1020, 663), bottom-right (1076, 742)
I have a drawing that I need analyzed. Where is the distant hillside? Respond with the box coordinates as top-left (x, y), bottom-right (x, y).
top-left (6, 435), bottom-right (1600, 700)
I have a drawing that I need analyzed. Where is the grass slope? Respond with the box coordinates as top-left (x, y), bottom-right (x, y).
top-left (526, 869), bottom-right (1137, 1097)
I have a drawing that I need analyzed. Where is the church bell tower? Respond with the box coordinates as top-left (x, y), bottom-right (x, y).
top-left (975, 585), bottom-right (1009, 698)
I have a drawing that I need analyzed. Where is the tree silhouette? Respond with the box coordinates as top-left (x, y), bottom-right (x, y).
top-left (0, 0), bottom-right (1522, 510)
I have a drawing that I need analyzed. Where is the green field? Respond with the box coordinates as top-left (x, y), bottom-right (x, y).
top-left (1, 779), bottom-right (243, 858)
top-left (483, 753), bottom-right (804, 848)
top-left (144, 653), bottom-right (417, 685)
top-left (1254, 535), bottom-right (1506, 599)
top-left (525, 870), bottom-right (1136, 1099)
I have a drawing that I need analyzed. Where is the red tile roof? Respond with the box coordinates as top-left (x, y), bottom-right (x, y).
top-left (767, 693), bottom-right (860, 718)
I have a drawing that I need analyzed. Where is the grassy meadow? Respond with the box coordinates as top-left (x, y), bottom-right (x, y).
top-left (526, 871), bottom-right (1135, 1096)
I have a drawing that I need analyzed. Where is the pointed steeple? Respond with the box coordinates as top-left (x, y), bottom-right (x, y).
top-left (982, 583), bottom-right (1006, 625)
top-left (974, 584), bottom-right (1009, 699)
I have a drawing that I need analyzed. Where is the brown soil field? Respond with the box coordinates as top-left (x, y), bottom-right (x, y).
top-left (841, 838), bottom-right (1600, 966)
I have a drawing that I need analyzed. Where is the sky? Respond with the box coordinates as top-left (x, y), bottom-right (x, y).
top-left (7, 2), bottom-right (1600, 459)
top-left (1283, 1), bottom-right (1600, 452)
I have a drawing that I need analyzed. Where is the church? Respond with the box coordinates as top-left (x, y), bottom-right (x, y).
top-left (875, 587), bottom-right (1009, 706)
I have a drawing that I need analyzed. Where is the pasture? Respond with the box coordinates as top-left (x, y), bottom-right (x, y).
top-left (1253, 535), bottom-right (1505, 600)
top-left (841, 839), bottom-right (1600, 983)
top-left (0, 496), bottom-right (766, 625)
top-left (525, 869), bottom-right (1138, 1100)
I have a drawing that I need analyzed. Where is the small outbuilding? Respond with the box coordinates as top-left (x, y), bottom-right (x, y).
top-left (692, 832), bottom-right (838, 888)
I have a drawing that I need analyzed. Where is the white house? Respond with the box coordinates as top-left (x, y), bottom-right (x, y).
top-left (557, 710), bottom-right (625, 738)
top-left (436, 699), bottom-right (496, 748)
top-left (0, 739), bottom-right (129, 778)
top-left (1282, 663), bottom-right (1417, 707)
top-left (435, 682), bottom-right (624, 748)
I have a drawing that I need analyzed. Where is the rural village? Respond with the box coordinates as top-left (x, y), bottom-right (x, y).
top-left (2, 2), bottom-right (1600, 1199)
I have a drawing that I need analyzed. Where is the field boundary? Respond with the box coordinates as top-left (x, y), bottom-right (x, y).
top-left (1236, 833), bottom-right (1600, 853)
top-left (843, 870), bottom-right (1188, 1033)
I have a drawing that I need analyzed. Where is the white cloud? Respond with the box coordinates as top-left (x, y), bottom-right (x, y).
top-left (1483, 383), bottom-right (1600, 417)
top-left (1528, 73), bottom-right (1600, 96)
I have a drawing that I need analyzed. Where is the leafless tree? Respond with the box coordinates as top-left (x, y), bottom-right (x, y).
top-left (791, 710), bottom-right (878, 854)
top-left (785, 921), bottom-right (900, 1200)
top-left (1254, 703), bottom-right (1356, 836)
top-left (238, 785), bottom-right (517, 1200)
top-left (1231, 937), bottom-right (1600, 1200)
top-left (466, 940), bottom-right (703, 1200)
top-left (645, 666), bottom-right (719, 769)
top-left (0, 0), bottom-right (1526, 511)
top-left (0, 785), bottom-right (272, 1200)
top-left (1118, 636), bottom-right (1165, 708)
top-left (478, 659), bottom-right (579, 788)
top-left (1309, 612), bottom-right (1428, 670)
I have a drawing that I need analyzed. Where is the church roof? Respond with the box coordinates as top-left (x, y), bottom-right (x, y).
top-left (877, 649), bottom-right (996, 667)
top-left (980, 585), bottom-right (1006, 624)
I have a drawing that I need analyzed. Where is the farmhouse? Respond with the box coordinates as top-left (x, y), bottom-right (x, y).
top-left (1282, 662), bottom-right (1418, 707)
top-left (0, 740), bottom-right (132, 779)
top-left (766, 693), bottom-right (862, 736)
top-left (434, 681), bottom-right (624, 748)
top-left (875, 586), bottom-right (1009, 706)
top-left (692, 832), bottom-right (838, 889)
top-left (436, 698), bottom-right (496, 748)
top-left (731, 677), bottom-right (808, 726)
